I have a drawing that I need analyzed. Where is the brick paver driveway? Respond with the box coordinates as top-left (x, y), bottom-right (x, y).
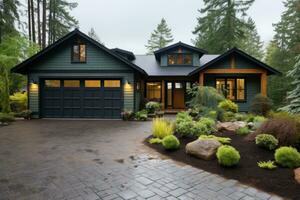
top-left (0, 119), bottom-right (283, 200)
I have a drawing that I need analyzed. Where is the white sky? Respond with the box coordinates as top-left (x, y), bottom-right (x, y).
top-left (72, 0), bottom-right (285, 54)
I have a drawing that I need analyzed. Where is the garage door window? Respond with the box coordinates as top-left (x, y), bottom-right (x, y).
top-left (104, 80), bottom-right (120, 88)
top-left (85, 80), bottom-right (101, 88)
top-left (45, 80), bottom-right (60, 87)
top-left (64, 80), bottom-right (80, 87)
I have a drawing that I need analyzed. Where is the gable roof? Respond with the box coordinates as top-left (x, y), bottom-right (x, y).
top-left (153, 42), bottom-right (207, 60)
top-left (189, 47), bottom-right (282, 76)
top-left (11, 29), bottom-right (147, 75)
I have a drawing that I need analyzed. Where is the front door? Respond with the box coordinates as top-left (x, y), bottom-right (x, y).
top-left (165, 81), bottom-right (185, 109)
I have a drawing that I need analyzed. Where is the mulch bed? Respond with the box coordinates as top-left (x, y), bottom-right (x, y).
top-left (145, 131), bottom-right (300, 199)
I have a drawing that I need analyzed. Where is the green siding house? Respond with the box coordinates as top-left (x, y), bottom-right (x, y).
top-left (11, 29), bottom-right (281, 119)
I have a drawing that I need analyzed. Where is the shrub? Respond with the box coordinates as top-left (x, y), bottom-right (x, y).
top-left (222, 111), bottom-right (236, 122)
top-left (255, 134), bottom-right (278, 150)
top-left (0, 113), bottom-right (15, 124)
top-left (254, 116), bottom-right (300, 146)
top-left (121, 111), bottom-right (134, 121)
top-left (250, 94), bottom-right (273, 116)
top-left (175, 112), bottom-right (194, 137)
top-left (252, 116), bottom-right (267, 129)
top-left (216, 145), bottom-right (240, 167)
top-left (274, 147), bottom-right (300, 168)
top-left (236, 127), bottom-right (250, 136)
top-left (218, 100), bottom-right (238, 113)
top-left (145, 101), bottom-right (161, 114)
top-left (135, 110), bottom-right (148, 121)
top-left (199, 135), bottom-right (231, 144)
top-left (162, 135), bottom-right (180, 150)
top-left (9, 92), bottom-right (27, 113)
top-left (257, 161), bottom-right (277, 170)
top-left (199, 117), bottom-right (216, 130)
top-left (193, 121), bottom-right (209, 136)
top-left (187, 86), bottom-right (225, 109)
top-left (15, 110), bottom-right (32, 119)
top-left (234, 113), bottom-right (247, 121)
top-left (152, 118), bottom-right (173, 139)
top-left (149, 138), bottom-right (162, 144)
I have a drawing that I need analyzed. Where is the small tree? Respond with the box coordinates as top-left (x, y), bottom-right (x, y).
top-left (280, 56), bottom-right (300, 114)
top-left (250, 94), bottom-right (273, 116)
top-left (145, 18), bottom-right (174, 54)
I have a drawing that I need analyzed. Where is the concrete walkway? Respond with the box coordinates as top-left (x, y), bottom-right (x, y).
top-left (0, 119), bottom-right (283, 200)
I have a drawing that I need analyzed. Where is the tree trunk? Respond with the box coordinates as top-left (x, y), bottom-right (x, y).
top-left (37, 0), bottom-right (41, 47)
top-left (48, 0), bottom-right (52, 45)
top-left (28, 0), bottom-right (31, 41)
top-left (42, 0), bottom-right (46, 48)
top-left (30, 0), bottom-right (36, 43)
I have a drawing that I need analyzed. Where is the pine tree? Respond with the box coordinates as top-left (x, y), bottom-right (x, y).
top-left (146, 18), bottom-right (174, 53)
top-left (280, 56), bottom-right (300, 113)
top-left (88, 28), bottom-right (103, 44)
top-left (192, 0), bottom-right (255, 53)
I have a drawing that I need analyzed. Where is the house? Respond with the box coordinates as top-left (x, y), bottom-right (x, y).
top-left (11, 29), bottom-right (281, 119)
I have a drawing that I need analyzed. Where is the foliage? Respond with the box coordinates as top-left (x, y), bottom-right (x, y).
top-left (15, 110), bottom-right (32, 119)
top-left (250, 94), bottom-right (273, 116)
top-left (255, 115), bottom-right (300, 147)
top-left (121, 111), bottom-right (134, 121)
top-left (216, 145), bottom-right (240, 167)
top-left (198, 117), bottom-right (216, 130)
top-left (145, 101), bottom-right (161, 114)
top-left (255, 134), bottom-right (278, 150)
top-left (280, 55), bottom-right (300, 114)
top-left (236, 127), bottom-right (250, 136)
top-left (218, 100), bottom-right (238, 113)
top-left (199, 135), bottom-right (231, 144)
top-left (9, 92), bottom-right (27, 112)
top-left (152, 118), bottom-right (173, 139)
top-left (145, 18), bottom-right (174, 53)
top-left (0, 113), bottom-right (15, 123)
top-left (175, 112), bottom-right (194, 137)
top-left (149, 137), bottom-right (162, 144)
top-left (192, 0), bottom-right (255, 54)
top-left (252, 116), bottom-right (267, 129)
top-left (187, 86), bottom-right (225, 109)
top-left (275, 147), bottom-right (300, 168)
top-left (222, 111), bottom-right (236, 122)
top-left (135, 110), bottom-right (148, 121)
top-left (257, 161), bottom-right (277, 170)
top-left (0, 0), bottom-right (20, 41)
top-left (162, 135), bottom-right (180, 150)
top-left (193, 121), bottom-right (209, 136)
top-left (234, 113), bottom-right (248, 121)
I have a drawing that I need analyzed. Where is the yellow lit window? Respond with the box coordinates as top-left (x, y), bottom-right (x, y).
top-left (85, 80), bottom-right (101, 88)
top-left (104, 80), bottom-right (121, 88)
top-left (64, 80), bottom-right (80, 87)
top-left (146, 82), bottom-right (161, 101)
top-left (45, 80), bottom-right (60, 88)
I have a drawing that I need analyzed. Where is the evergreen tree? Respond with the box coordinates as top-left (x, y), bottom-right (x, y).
top-left (88, 27), bottom-right (103, 45)
top-left (239, 18), bottom-right (264, 59)
top-left (280, 55), bottom-right (300, 113)
top-left (192, 0), bottom-right (255, 53)
top-left (146, 18), bottom-right (174, 53)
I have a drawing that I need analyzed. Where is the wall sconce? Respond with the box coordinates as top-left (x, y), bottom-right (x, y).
top-left (125, 80), bottom-right (131, 85)
top-left (30, 79), bottom-right (37, 84)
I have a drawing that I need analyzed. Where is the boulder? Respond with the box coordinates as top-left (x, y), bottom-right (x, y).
top-left (294, 168), bottom-right (300, 184)
top-left (217, 121), bottom-right (247, 132)
top-left (186, 139), bottom-right (221, 160)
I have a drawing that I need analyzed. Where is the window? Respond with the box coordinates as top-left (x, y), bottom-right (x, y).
top-left (64, 80), bottom-right (80, 87)
top-left (104, 80), bottom-right (121, 88)
top-left (216, 78), bottom-right (245, 101)
top-left (175, 82), bottom-right (183, 89)
top-left (45, 80), bottom-right (60, 88)
top-left (167, 54), bottom-right (192, 65)
top-left (85, 80), bottom-right (101, 88)
top-left (146, 82), bottom-right (161, 101)
top-left (72, 44), bottom-right (86, 62)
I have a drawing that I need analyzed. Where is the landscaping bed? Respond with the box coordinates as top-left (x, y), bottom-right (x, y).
top-left (145, 131), bottom-right (300, 199)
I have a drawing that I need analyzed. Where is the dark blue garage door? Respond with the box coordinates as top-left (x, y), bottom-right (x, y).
top-left (41, 79), bottom-right (122, 119)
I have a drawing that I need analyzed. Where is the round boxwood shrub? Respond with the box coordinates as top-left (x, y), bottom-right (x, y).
top-left (236, 127), bottom-right (250, 136)
top-left (274, 146), bottom-right (300, 168)
top-left (162, 135), bottom-right (180, 150)
top-left (255, 134), bottom-right (278, 150)
top-left (216, 145), bottom-right (240, 167)
top-left (145, 101), bottom-right (161, 114)
top-left (218, 99), bottom-right (238, 113)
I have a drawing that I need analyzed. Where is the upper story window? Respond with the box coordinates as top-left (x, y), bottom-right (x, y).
top-left (168, 54), bottom-right (192, 65)
top-left (72, 43), bottom-right (86, 63)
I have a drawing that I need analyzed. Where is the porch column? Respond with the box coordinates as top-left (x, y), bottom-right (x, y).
top-left (261, 72), bottom-right (267, 96)
top-left (161, 80), bottom-right (165, 109)
top-left (199, 72), bottom-right (204, 86)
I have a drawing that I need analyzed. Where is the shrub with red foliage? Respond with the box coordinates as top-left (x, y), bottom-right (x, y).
top-left (252, 116), bottom-right (300, 147)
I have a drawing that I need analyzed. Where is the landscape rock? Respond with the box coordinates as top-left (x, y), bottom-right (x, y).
top-left (294, 168), bottom-right (300, 184)
top-left (186, 139), bottom-right (221, 160)
top-left (217, 121), bottom-right (247, 132)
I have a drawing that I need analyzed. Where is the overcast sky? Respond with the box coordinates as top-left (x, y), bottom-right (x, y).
top-left (72, 0), bottom-right (285, 54)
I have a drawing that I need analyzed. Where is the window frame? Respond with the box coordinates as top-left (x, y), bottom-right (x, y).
top-left (215, 77), bottom-right (246, 102)
top-left (167, 53), bottom-right (193, 65)
top-left (71, 43), bottom-right (87, 63)
top-left (145, 81), bottom-right (162, 102)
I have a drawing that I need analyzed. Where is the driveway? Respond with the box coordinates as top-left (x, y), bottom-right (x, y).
top-left (0, 119), bottom-right (282, 200)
